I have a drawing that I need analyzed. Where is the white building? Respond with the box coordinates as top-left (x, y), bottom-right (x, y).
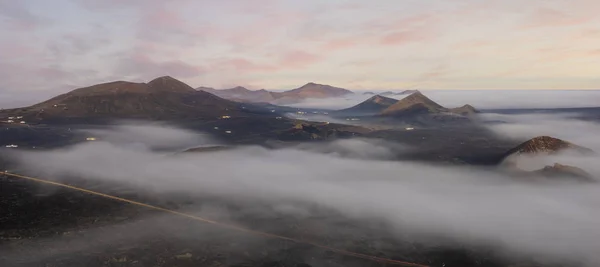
top-left (225, 130), bottom-right (232, 134)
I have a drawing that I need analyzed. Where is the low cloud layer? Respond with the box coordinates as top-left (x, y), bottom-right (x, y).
top-left (479, 113), bottom-right (600, 151)
top-left (287, 90), bottom-right (600, 110)
top-left (479, 112), bottom-right (600, 179)
top-left (78, 122), bottom-right (218, 151)
top-left (6, 123), bottom-right (600, 266)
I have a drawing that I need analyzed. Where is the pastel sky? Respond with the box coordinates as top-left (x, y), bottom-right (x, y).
top-left (1, 0), bottom-right (599, 99)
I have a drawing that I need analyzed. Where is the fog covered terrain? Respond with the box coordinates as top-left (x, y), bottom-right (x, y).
top-left (3, 114), bottom-right (600, 266)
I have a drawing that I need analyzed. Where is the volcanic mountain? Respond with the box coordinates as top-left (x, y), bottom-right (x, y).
top-left (381, 92), bottom-right (444, 115)
top-left (197, 82), bottom-right (353, 104)
top-left (449, 104), bottom-right (479, 116)
top-left (198, 86), bottom-right (278, 103)
top-left (533, 163), bottom-right (594, 181)
top-left (500, 136), bottom-right (595, 176)
top-left (502, 136), bottom-right (594, 159)
top-left (338, 95), bottom-right (398, 115)
top-left (397, 89), bottom-right (420, 95)
top-left (1, 76), bottom-right (252, 122)
top-left (280, 82), bottom-right (353, 99)
top-left (374, 92), bottom-right (480, 126)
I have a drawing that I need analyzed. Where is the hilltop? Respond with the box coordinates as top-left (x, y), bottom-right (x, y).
top-left (338, 95), bottom-right (398, 115)
top-left (397, 89), bottom-right (420, 95)
top-left (0, 76), bottom-right (256, 123)
top-left (381, 92), bottom-right (445, 115)
top-left (197, 82), bottom-right (354, 104)
top-left (499, 136), bottom-right (596, 181)
top-left (282, 82), bottom-right (353, 99)
top-left (198, 86), bottom-right (278, 103)
top-left (502, 136), bottom-right (594, 160)
top-left (380, 91), bottom-right (478, 117)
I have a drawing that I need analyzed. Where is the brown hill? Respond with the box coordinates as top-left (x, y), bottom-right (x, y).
top-left (449, 104), bottom-right (479, 116)
top-left (196, 82), bottom-right (351, 104)
top-left (380, 92), bottom-right (477, 118)
top-left (283, 82), bottom-right (353, 99)
top-left (533, 163), bottom-right (594, 181)
top-left (1, 76), bottom-right (249, 122)
top-left (381, 92), bottom-right (445, 115)
top-left (396, 89), bottom-right (420, 95)
top-left (503, 136), bottom-right (594, 158)
top-left (338, 95), bottom-right (398, 114)
top-left (198, 86), bottom-right (279, 103)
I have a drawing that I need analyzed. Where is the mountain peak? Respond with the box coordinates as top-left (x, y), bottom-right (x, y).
top-left (536, 163), bottom-right (594, 181)
top-left (369, 95), bottom-right (395, 104)
top-left (150, 75), bottom-right (175, 81)
top-left (196, 86), bottom-right (216, 92)
top-left (286, 82), bottom-right (353, 98)
top-left (303, 82), bottom-right (319, 87)
top-left (338, 94), bottom-right (397, 114)
top-left (147, 76), bottom-right (196, 93)
top-left (449, 104), bottom-right (479, 115)
top-left (10, 77), bottom-right (243, 122)
top-left (228, 86), bottom-right (251, 92)
top-left (381, 91), bottom-right (444, 115)
top-left (398, 89), bottom-right (420, 95)
top-left (505, 136), bottom-right (594, 158)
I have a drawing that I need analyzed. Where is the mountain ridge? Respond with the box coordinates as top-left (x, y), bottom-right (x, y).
top-left (0, 76), bottom-right (255, 122)
top-left (196, 82), bottom-right (353, 104)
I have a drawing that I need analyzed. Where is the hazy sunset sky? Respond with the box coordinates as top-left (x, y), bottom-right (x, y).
top-left (1, 0), bottom-right (599, 97)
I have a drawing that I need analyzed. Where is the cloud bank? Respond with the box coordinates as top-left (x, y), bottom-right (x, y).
top-left (6, 123), bottom-right (600, 266)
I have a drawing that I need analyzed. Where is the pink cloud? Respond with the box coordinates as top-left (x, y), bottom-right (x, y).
top-left (589, 49), bottom-right (600, 56)
top-left (520, 8), bottom-right (594, 29)
top-left (321, 39), bottom-right (357, 50)
top-left (451, 40), bottom-right (493, 49)
top-left (337, 2), bottom-right (364, 10)
top-left (416, 65), bottom-right (449, 81)
top-left (278, 50), bottom-right (322, 69)
top-left (366, 14), bottom-right (435, 31)
top-left (345, 59), bottom-right (378, 67)
top-left (380, 30), bottom-right (429, 45)
top-left (223, 11), bottom-right (309, 53)
top-left (113, 45), bottom-right (204, 79)
top-left (212, 58), bottom-right (276, 73)
top-left (365, 13), bottom-right (439, 46)
top-left (207, 50), bottom-right (324, 74)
